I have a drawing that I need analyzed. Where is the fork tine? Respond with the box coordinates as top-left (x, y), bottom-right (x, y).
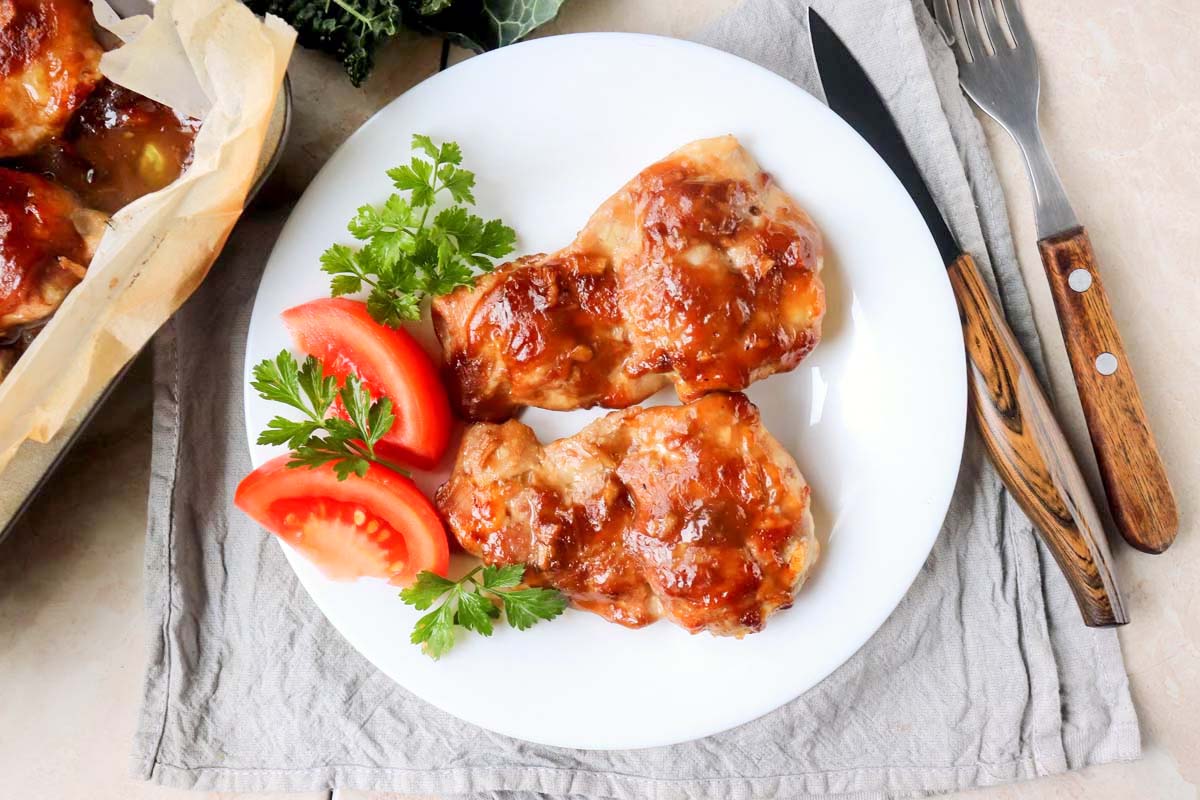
top-left (955, 0), bottom-right (987, 60)
top-left (931, 0), bottom-right (958, 47)
top-left (997, 0), bottom-right (1033, 49)
top-left (976, 0), bottom-right (1007, 50)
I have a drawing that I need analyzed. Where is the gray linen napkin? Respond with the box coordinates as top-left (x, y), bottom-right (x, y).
top-left (133, 0), bottom-right (1140, 796)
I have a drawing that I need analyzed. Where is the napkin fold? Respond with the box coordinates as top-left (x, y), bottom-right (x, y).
top-left (133, 0), bottom-right (1139, 796)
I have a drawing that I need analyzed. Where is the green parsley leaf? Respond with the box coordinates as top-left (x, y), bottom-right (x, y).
top-left (437, 140), bottom-right (463, 166)
top-left (399, 565), bottom-right (566, 659)
top-left (257, 417), bottom-right (321, 449)
top-left (437, 163), bottom-right (476, 204)
top-left (501, 588), bottom-right (568, 631)
top-left (339, 375), bottom-right (374, 438)
top-left (249, 351), bottom-right (408, 481)
top-left (385, 163), bottom-right (425, 195)
top-left (410, 133), bottom-right (440, 161)
top-left (320, 242), bottom-right (359, 275)
top-left (329, 273), bottom-right (363, 296)
top-left (433, 206), bottom-right (480, 249)
top-left (347, 205), bottom-right (381, 240)
top-left (366, 286), bottom-right (421, 326)
top-left (322, 135), bottom-right (516, 328)
top-left (478, 218), bottom-right (517, 259)
top-left (455, 588), bottom-right (496, 636)
top-left (411, 600), bottom-right (457, 659)
top-left (399, 571), bottom-right (457, 610)
top-left (250, 350), bottom-right (307, 413)
top-left (297, 355), bottom-right (338, 414)
top-left (365, 397), bottom-right (395, 448)
top-left (480, 563), bottom-right (525, 590)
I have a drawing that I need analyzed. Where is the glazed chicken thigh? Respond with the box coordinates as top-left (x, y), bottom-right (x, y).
top-left (0, 0), bottom-right (104, 158)
top-left (433, 136), bottom-right (825, 421)
top-left (0, 167), bottom-right (103, 337)
top-left (437, 393), bottom-right (818, 636)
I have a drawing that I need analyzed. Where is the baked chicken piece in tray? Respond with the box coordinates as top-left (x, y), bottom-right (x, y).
top-left (433, 135), bottom-right (826, 421)
top-left (0, 168), bottom-right (105, 340)
top-left (437, 392), bottom-right (818, 637)
top-left (0, 0), bottom-right (104, 159)
top-left (0, 0), bottom-right (201, 378)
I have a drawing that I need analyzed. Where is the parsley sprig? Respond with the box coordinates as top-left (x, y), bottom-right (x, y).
top-left (400, 564), bottom-right (567, 659)
top-left (321, 135), bottom-right (516, 327)
top-left (252, 349), bottom-right (407, 480)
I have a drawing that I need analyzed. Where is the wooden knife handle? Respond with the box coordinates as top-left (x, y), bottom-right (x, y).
top-left (947, 253), bottom-right (1127, 627)
top-left (1038, 227), bottom-right (1178, 553)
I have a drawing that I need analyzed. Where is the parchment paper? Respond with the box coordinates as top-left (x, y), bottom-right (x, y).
top-left (0, 0), bottom-right (295, 473)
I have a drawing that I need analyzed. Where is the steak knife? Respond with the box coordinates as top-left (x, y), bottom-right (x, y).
top-left (809, 9), bottom-right (1126, 626)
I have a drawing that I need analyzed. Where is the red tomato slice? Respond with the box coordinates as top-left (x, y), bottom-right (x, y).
top-left (235, 455), bottom-right (449, 585)
top-left (282, 297), bottom-right (451, 469)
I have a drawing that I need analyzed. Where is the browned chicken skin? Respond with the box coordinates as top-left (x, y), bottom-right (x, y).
top-left (0, 5), bottom-right (199, 373)
top-left (0, 0), bottom-right (104, 158)
top-left (437, 393), bottom-right (818, 636)
top-left (433, 136), bottom-right (826, 421)
top-left (0, 167), bottom-right (103, 336)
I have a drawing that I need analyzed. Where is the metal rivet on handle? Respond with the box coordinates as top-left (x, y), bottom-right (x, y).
top-left (1096, 353), bottom-right (1118, 375)
top-left (1068, 269), bottom-right (1093, 292)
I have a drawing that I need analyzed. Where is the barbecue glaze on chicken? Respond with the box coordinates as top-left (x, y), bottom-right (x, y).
top-left (0, 0), bottom-right (104, 158)
top-left (436, 393), bottom-right (818, 636)
top-left (433, 136), bottom-right (825, 421)
top-left (0, 167), bottom-right (104, 337)
top-left (0, 4), bottom-right (202, 375)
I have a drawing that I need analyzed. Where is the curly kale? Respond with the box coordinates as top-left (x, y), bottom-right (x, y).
top-left (245, 0), bottom-right (568, 86)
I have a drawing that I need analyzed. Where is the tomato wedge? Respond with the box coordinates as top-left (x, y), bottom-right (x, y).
top-left (282, 297), bottom-right (451, 469)
top-left (235, 455), bottom-right (449, 585)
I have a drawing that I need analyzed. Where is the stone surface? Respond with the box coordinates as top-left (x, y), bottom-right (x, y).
top-left (1, 1), bottom-right (1196, 798)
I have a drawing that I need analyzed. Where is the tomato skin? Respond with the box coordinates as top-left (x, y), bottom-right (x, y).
top-left (282, 297), bottom-right (451, 469)
top-left (235, 454), bottom-right (449, 585)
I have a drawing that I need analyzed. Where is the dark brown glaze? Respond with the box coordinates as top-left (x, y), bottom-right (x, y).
top-left (17, 81), bottom-right (202, 213)
top-left (622, 157), bottom-right (824, 400)
top-left (436, 393), bottom-right (818, 636)
top-left (0, 0), bottom-right (104, 158)
top-left (0, 65), bottom-right (200, 364)
top-left (433, 251), bottom-right (661, 421)
top-left (432, 135), bottom-right (825, 421)
top-left (0, 167), bottom-right (98, 334)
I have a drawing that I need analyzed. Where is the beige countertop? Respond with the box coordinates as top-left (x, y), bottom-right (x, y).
top-left (1, 1), bottom-right (1196, 798)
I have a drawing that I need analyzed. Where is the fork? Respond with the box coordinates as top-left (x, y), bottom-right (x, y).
top-left (933, 0), bottom-right (1179, 553)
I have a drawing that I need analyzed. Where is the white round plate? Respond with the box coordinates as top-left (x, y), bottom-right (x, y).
top-left (244, 33), bottom-right (966, 751)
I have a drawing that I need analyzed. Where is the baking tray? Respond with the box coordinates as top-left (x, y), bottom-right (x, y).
top-left (0, 70), bottom-right (293, 545)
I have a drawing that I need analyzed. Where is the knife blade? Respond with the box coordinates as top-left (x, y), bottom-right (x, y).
top-left (809, 9), bottom-right (1126, 627)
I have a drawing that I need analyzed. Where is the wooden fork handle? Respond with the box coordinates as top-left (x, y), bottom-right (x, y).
top-left (1039, 227), bottom-right (1178, 553)
top-left (948, 253), bottom-right (1127, 627)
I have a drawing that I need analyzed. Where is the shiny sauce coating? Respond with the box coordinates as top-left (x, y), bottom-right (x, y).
top-left (0, 167), bottom-right (91, 331)
top-left (16, 80), bottom-right (201, 213)
top-left (432, 135), bottom-right (825, 421)
top-left (437, 393), bottom-right (818, 636)
top-left (0, 0), bottom-right (104, 159)
top-left (0, 3), bottom-right (199, 363)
